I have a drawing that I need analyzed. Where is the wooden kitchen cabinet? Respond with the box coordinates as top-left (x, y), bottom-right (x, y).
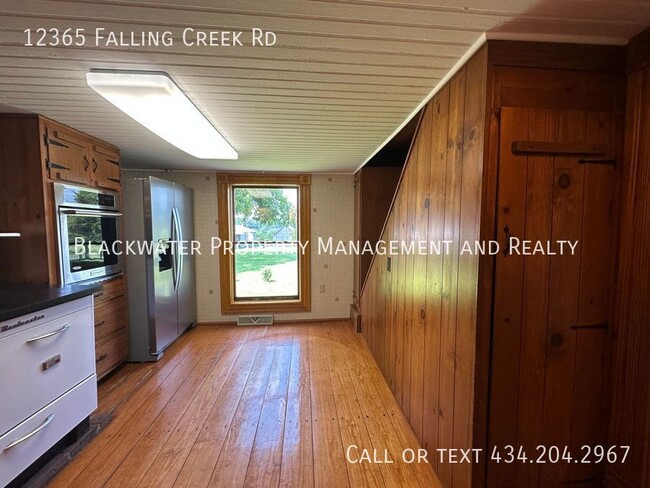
top-left (44, 123), bottom-right (92, 186)
top-left (94, 300), bottom-right (128, 341)
top-left (43, 119), bottom-right (122, 190)
top-left (95, 328), bottom-right (130, 379)
top-left (90, 273), bottom-right (129, 382)
top-left (92, 143), bottom-right (121, 190)
top-left (93, 275), bottom-right (129, 378)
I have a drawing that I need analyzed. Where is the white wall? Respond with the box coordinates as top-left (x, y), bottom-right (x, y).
top-left (123, 170), bottom-right (354, 322)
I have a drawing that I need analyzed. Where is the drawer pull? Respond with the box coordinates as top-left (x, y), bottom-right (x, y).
top-left (42, 354), bottom-right (62, 371)
top-left (4, 414), bottom-right (55, 451)
top-left (95, 320), bottom-right (106, 328)
top-left (96, 353), bottom-right (108, 362)
top-left (26, 324), bottom-right (70, 343)
top-left (94, 292), bottom-right (104, 298)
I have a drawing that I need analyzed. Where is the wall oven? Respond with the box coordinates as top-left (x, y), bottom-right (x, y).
top-left (54, 183), bottom-right (123, 284)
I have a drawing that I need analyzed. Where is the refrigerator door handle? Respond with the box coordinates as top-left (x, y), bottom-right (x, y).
top-left (175, 207), bottom-right (184, 290)
top-left (172, 207), bottom-right (182, 291)
top-left (171, 209), bottom-right (178, 291)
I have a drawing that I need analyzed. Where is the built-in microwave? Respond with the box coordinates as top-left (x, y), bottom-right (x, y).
top-left (54, 183), bottom-right (123, 284)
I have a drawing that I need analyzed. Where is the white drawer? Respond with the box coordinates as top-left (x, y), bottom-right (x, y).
top-left (0, 300), bottom-right (96, 436)
top-left (0, 375), bottom-right (97, 488)
top-left (0, 296), bottom-right (93, 340)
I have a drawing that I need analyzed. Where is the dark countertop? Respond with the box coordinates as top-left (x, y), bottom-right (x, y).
top-left (0, 283), bottom-right (101, 323)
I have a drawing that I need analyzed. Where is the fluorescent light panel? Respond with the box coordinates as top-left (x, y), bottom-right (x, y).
top-left (86, 71), bottom-right (237, 160)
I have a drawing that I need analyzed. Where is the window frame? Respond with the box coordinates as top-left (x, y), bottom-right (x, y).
top-left (216, 173), bottom-right (311, 314)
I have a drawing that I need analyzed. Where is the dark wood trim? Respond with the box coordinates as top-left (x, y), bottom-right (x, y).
top-left (627, 27), bottom-right (650, 74)
top-left (487, 40), bottom-right (626, 73)
top-left (216, 173), bottom-right (311, 314)
top-left (604, 56), bottom-right (650, 488)
top-left (472, 45), bottom-right (496, 488)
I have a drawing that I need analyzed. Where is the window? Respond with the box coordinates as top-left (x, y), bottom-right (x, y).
top-left (217, 173), bottom-right (311, 313)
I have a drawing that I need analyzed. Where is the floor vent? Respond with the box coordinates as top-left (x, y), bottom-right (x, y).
top-left (237, 315), bottom-right (274, 326)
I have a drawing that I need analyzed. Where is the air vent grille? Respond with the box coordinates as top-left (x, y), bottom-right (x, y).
top-left (237, 315), bottom-right (274, 326)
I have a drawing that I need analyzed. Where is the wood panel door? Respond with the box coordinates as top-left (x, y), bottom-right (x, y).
top-left (488, 106), bottom-right (616, 487)
top-left (44, 124), bottom-right (91, 185)
top-left (92, 143), bottom-right (121, 190)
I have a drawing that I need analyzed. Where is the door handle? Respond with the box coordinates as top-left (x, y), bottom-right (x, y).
top-left (26, 324), bottom-right (70, 343)
top-left (92, 158), bottom-right (98, 173)
top-left (4, 414), bottom-right (55, 451)
top-left (171, 210), bottom-right (179, 291)
top-left (173, 208), bottom-right (183, 289)
top-left (61, 209), bottom-right (123, 217)
top-left (83, 156), bottom-right (90, 172)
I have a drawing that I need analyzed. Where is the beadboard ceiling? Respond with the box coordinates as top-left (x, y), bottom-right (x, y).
top-left (0, 0), bottom-right (648, 172)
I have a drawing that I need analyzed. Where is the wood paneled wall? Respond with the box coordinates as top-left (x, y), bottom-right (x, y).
top-left (605, 29), bottom-right (650, 488)
top-left (360, 41), bottom-right (627, 488)
top-left (0, 115), bottom-right (51, 285)
top-left (360, 46), bottom-right (487, 488)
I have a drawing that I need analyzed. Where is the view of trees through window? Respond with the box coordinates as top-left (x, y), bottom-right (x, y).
top-left (232, 186), bottom-right (299, 300)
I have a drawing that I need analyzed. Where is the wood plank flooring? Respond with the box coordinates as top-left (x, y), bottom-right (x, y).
top-left (48, 321), bottom-right (441, 488)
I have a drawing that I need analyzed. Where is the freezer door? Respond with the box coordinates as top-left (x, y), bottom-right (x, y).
top-left (174, 183), bottom-right (197, 332)
top-left (147, 177), bottom-right (179, 355)
top-left (123, 177), bottom-right (152, 362)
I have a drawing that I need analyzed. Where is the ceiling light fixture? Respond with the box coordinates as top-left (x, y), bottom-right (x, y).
top-left (86, 70), bottom-right (237, 160)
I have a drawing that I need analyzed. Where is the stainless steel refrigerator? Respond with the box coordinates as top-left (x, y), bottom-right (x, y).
top-left (123, 176), bottom-right (197, 362)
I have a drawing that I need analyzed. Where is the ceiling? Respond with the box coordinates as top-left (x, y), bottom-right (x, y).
top-left (0, 0), bottom-right (648, 173)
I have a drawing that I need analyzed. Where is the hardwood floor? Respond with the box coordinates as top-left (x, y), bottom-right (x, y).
top-left (48, 321), bottom-right (441, 488)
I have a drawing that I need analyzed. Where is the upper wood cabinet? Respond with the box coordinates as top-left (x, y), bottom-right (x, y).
top-left (43, 119), bottom-right (121, 190)
top-left (44, 124), bottom-right (92, 186)
top-left (92, 143), bottom-right (121, 190)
